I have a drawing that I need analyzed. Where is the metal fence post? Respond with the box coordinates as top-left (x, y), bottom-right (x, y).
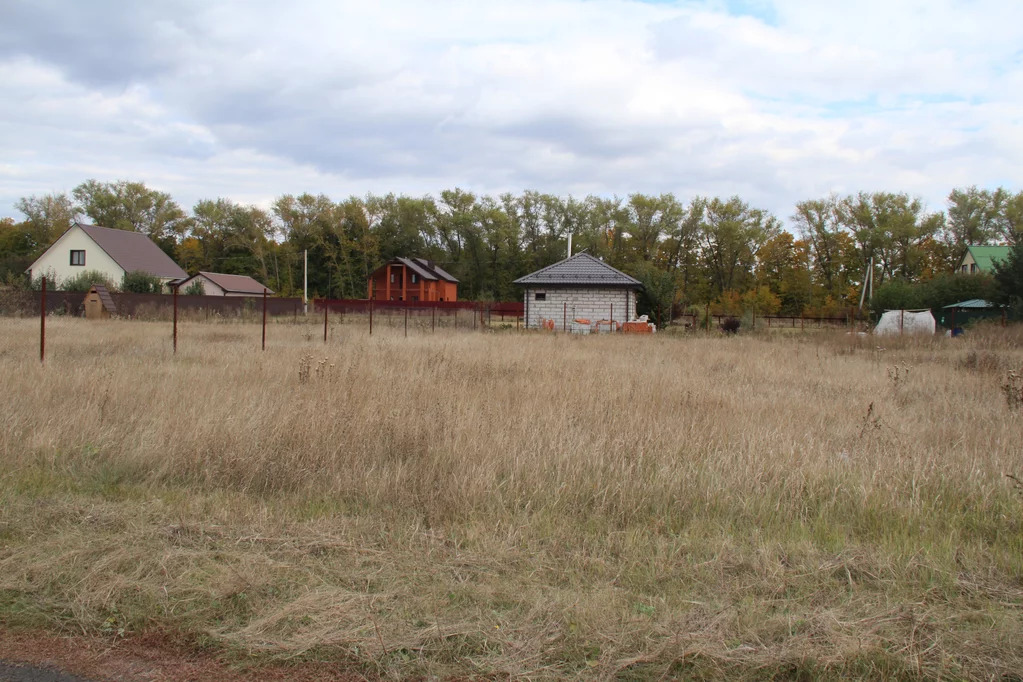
top-left (262, 288), bottom-right (267, 350)
top-left (324, 299), bottom-right (328, 343)
top-left (404, 304), bottom-right (408, 338)
top-left (369, 299), bottom-right (373, 335)
top-left (173, 284), bottom-right (178, 353)
top-left (40, 276), bottom-right (46, 364)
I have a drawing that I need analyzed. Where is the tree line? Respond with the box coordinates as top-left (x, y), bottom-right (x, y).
top-left (2, 180), bottom-right (1021, 324)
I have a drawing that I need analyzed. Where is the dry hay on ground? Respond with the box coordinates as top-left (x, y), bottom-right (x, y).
top-left (1, 318), bottom-right (1022, 679)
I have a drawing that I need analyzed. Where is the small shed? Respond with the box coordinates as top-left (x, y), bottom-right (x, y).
top-left (84, 284), bottom-right (117, 319)
top-left (939, 299), bottom-right (1006, 329)
top-left (513, 253), bottom-right (643, 330)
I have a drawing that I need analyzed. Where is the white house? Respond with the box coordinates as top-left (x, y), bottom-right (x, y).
top-left (513, 253), bottom-right (642, 330)
top-left (177, 271), bottom-right (273, 297)
top-left (27, 222), bottom-right (186, 290)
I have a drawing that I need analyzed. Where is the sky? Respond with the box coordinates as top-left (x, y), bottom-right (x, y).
top-left (1, 0), bottom-right (1021, 225)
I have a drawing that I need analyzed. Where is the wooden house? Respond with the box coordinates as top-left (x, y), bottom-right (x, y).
top-left (367, 258), bottom-right (458, 302)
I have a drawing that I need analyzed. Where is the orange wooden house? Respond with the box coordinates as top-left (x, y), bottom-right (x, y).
top-left (367, 257), bottom-right (459, 302)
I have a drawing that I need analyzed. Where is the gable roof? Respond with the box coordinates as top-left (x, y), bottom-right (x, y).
top-left (963, 245), bottom-right (1011, 272)
top-left (77, 223), bottom-right (187, 279)
top-left (374, 257), bottom-right (460, 283)
top-left (513, 253), bottom-right (642, 288)
top-left (190, 271), bottom-right (272, 295)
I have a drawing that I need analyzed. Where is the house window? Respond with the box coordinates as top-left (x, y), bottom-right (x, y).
top-left (70, 250), bottom-right (85, 266)
top-left (970, 264), bottom-right (977, 273)
top-left (390, 273), bottom-right (396, 283)
top-left (535, 292), bottom-right (546, 301)
top-left (411, 273), bottom-right (418, 284)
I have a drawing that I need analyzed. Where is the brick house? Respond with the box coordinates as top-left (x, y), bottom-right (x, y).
top-left (367, 257), bottom-right (458, 302)
top-left (513, 253), bottom-right (642, 330)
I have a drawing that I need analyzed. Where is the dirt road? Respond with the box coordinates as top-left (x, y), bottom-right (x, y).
top-left (0, 629), bottom-right (365, 682)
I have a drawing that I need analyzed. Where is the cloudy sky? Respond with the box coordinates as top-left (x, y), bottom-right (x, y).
top-left (1, 0), bottom-right (1021, 223)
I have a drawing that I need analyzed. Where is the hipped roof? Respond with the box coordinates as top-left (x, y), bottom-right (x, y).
top-left (513, 253), bottom-right (642, 288)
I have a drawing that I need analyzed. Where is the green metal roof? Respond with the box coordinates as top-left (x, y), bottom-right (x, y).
top-left (943, 299), bottom-right (999, 309)
top-left (964, 245), bottom-right (1011, 272)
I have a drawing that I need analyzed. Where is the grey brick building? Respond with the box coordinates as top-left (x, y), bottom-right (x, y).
top-left (513, 253), bottom-right (642, 330)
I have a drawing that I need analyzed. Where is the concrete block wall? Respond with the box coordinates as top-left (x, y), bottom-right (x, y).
top-left (523, 287), bottom-right (638, 329)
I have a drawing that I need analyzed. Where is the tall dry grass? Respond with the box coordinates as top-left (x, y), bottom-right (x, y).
top-left (1, 317), bottom-right (1022, 679)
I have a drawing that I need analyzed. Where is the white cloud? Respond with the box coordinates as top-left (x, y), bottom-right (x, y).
top-left (0, 0), bottom-right (1020, 222)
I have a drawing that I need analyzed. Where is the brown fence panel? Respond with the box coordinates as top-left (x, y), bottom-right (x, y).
top-left (24, 291), bottom-right (304, 318)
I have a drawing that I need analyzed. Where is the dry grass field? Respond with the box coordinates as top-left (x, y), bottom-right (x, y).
top-left (1, 316), bottom-right (1022, 680)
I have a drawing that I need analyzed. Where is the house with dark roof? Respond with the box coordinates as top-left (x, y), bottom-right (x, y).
top-left (958, 245), bottom-right (1010, 274)
top-left (177, 271), bottom-right (273, 297)
top-left (367, 257), bottom-right (458, 302)
top-left (27, 222), bottom-right (186, 291)
top-left (513, 253), bottom-right (643, 330)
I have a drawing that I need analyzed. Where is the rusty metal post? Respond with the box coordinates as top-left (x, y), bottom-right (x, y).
top-left (432, 305), bottom-right (436, 333)
top-left (369, 299), bottom-right (373, 335)
top-left (752, 304), bottom-right (756, 329)
top-left (610, 303), bottom-right (614, 333)
top-left (324, 299), bottom-right (328, 343)
top-left (173, 284), bottom-right (178, 354)
top-left (404, 304), bottom-right (408, 338)
top-left (900, 308), bottom-right (905, 335)
top-left (262, 288), bottom-right (267, 350)
top-left (801, 314), bottom-right (804, 331)
top-left (563, 302), bottom-right (567, 332)
top-left (706, 302), bottom-right (710, 331)
top-left (40, 276), bottom-right (46, 364)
